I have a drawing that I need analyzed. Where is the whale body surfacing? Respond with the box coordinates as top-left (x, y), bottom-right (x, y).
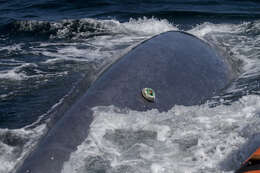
top-left (16, 31), bottom-right (235, 173)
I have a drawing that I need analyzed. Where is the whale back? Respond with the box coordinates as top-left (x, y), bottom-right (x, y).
top-left (85, 31), bottom-right (234, 111)
top-left (15, 31), bottom-right (235, 173)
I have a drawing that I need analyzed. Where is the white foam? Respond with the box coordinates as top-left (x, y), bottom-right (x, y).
top-left (2, 19), bottom-right (259, 85)
top-left (36, 17), bottom-right (177, 66)
top-left (189, 21), bottom-right (260, 74)
top-left (189, 22), bottom-right (242, 38)
top-left (0, 94), bottom-right (8, 98)
top-left (2, 19), bottom-right (260, 173)
top-left (0, 69), bottom-right (27, 80)
top-left (121, 17), bottom-right (177, 36)
top-left (188, 21), bottom-right (260, 97)
top-left (151, 163), bottom-right (165, 173)
top-left (0, 18), bottom-right (177, 82)
top-left (59, 20), bottom-right (260, 173)
top-left (61, 95), bottom-right (260, 173)
top-left (54, 17), bottom-right (177, 39)
top-left (0, 63), bottom-right (39, 80)
top-left (0, 124), bottom-right (46, 173)
top-left (0, 44), bottom-right (23, 53)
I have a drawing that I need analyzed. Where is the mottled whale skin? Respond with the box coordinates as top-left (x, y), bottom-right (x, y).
top-left (16, 31), bottom-right (234, 173)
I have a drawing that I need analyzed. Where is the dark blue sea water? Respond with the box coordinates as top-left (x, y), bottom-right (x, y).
top-left (0, 1), bottom-right (260, 173)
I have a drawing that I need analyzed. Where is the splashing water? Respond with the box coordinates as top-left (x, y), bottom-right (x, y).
top-left (0, 18), bottom-right (259, 173)
top-left (61, 95), bottom-right (260, 173)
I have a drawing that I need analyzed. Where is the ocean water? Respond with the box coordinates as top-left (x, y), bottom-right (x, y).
top-left (0, 0), bottom-right (260, 173)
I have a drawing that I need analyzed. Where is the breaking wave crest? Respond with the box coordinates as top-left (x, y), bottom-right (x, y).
top-left (189, 20), bottom-right (260, 103)
top-left (0, 18), bottom-right (260, 173)
top-left (62, 95), bottom-right (260, 173)
top-left (0, 125), bottom-right (46, 173)
top-left (4, 17), bottom-right (176, 40)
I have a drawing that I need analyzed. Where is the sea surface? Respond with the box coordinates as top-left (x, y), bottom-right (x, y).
top-left (0, 0), bottom-right (260, 173)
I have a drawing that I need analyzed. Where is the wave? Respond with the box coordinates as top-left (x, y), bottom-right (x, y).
top-left (0, 17), bottom-right (260, 173)
top-left (0, 124), bottom-right (46, 173)
top-left (2, 17), bottom-right (175, 40)
top-left (0, 17), bottom-right (176, 82)
top-left (1, 0), bottom-right (259, 23)
top-left (188, 20), bottom-right (260, 103)
top-left (62, 95), bottom-right (260, 173)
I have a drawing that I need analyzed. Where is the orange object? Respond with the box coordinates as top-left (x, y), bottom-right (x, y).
top-left (236, 148), bottom-right (260, 173)
top-left (247, 148), bottom-right (260, 161)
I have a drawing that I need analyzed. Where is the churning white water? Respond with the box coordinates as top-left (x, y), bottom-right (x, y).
top-left (1, 18), bottom-right (260, 173)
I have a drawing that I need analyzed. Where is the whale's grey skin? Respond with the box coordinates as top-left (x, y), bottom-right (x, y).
top-left (16, 31), bottom-right (235, 173)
